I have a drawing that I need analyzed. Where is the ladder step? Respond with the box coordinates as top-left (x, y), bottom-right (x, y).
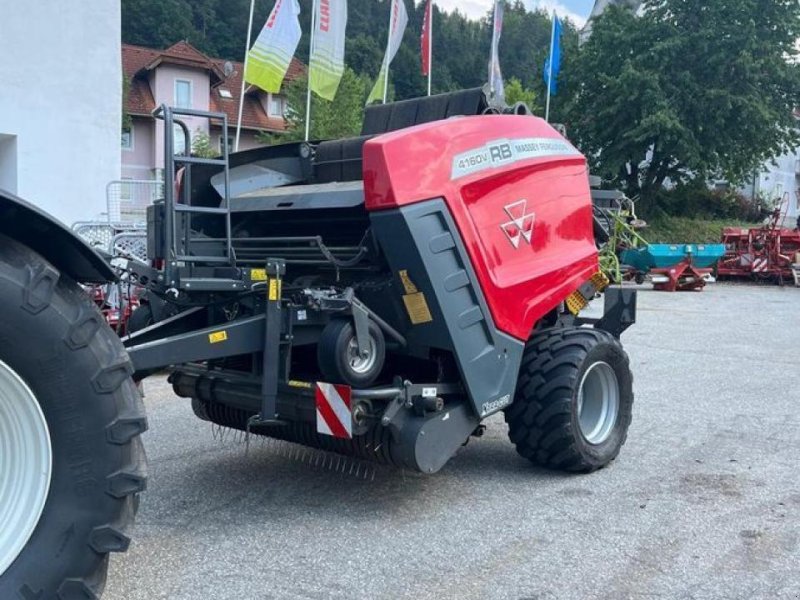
top-left (180, 278), bottom-right (246, 292)
top-left (174, 156), bottom-right (228, 166)
top-left (174, 205), bottom-right (229, 214)
top-left (174, 255), bottom-right (231, 263)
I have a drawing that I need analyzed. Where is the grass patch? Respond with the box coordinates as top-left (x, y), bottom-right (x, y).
top-left (639, 214), bottom-right (755, 244)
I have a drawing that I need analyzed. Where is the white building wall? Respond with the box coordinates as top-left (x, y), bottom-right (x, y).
top-left (746, 148), bottom-right (800, 228)
top-left (0, 1), bottom-right (121, 225)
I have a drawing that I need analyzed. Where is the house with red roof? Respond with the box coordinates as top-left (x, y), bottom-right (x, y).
top-left (121, 41), bottom-right (305, 182)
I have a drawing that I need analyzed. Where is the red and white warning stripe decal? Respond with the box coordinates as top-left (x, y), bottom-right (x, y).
top-left (315, 382), bottom-right (352, 439)
top-left (752, 258), bottom-right (769, 272)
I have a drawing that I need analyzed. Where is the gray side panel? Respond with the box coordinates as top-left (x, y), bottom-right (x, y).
top-left (370, 199), bottom-right (524, 418)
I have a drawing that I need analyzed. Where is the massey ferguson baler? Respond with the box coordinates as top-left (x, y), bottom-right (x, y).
top-left (0, 88), bottom-right (636, 597)
top-left (125, 88), bottom-right (637, 474)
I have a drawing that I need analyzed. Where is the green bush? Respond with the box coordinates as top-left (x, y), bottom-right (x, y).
top-left (645, 183), bottom-right (762, 222)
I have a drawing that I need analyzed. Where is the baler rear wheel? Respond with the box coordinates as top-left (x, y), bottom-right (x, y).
top-left (0, 235), bottom-right (147, 598)
top-left (504, 328), bottom-right (633, 473)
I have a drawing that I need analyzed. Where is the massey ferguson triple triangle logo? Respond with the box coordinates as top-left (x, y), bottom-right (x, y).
top-left (500, 200), bottom-right (535, 249)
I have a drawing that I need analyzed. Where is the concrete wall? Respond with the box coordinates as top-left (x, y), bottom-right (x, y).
top-left (0, 1), bottom-right (121, 225)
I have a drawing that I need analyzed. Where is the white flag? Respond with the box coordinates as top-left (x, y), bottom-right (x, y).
top-left (310, 0), bottom-right (348, 101)
top-left (488, 0), bottom-right (505, 104)
top-left (245, 0), bottom-right (302, 93)
top-left (367, 0), bottom-right (409, 104)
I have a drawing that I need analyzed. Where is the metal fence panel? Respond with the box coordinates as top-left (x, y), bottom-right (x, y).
top-left (107, 179), bottom-right (163, 223)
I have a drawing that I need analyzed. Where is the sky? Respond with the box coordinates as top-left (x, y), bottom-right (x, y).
top-left (435, 0), bottom-right (595, 27)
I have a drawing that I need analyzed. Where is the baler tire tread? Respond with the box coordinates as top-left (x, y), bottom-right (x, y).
top-left (0, 234), bottom-right (147, 598)
top-left (505, 327), bottom-right (633, 473)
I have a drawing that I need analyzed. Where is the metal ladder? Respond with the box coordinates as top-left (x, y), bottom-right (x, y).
top-left (153, 104), bottom-right (244, 292)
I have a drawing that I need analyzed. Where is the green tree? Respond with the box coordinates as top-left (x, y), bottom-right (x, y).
top-left (566, 0), bottom-right (800, 203)
top-left (504, 77), bottom-right (539, 112)
top-left (274, 67), bottom-right (370, 142)
top-left (191, 130), bottom-right (218, 158)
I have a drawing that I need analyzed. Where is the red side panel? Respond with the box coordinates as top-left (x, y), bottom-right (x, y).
top-left (362, 115), bottom-right (598, 341)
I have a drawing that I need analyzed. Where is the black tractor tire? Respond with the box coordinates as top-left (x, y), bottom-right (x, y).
top-left (317, 318), bottom-right (385, 387)
top-left (0, 235), bottom-right (147, 598)
top-left (504, 327), bottom-right (633, 473)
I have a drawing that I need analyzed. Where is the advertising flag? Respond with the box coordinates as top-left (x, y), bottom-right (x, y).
top-left (244, 0), bottom-right (302, 93)
top-left (309, 0), bottom-right (348, 100)
top-left (421, 0), bottom-right (433, 77)
top-left (488, 0), bottom-right (505, 104)
top-left (544, 15), bottom-right (563, 96)
top-left (367, 0), bottom-right (409, 105)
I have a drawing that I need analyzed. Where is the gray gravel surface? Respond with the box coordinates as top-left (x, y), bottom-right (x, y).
top-left (106, 283), bottom-right (800, 600)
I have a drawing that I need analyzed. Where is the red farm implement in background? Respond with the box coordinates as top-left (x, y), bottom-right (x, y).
top-left (717, 206), bottom-right (800, 283)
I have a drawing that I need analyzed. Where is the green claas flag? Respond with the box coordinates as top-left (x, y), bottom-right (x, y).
top-left (309, 0), bottom-right (348, 101)
top-left (367, 0), bottom-right (409, 104)
top-left (245, 0), bottom-right (302, 93)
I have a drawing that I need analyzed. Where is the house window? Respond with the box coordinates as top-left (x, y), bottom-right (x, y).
top-left (173, 124), bottom-right (187, 155)
top-left (219, 136), bottom-right (235, 154)
top-left (175, 79), bottom-right (192, 109)
top-left (269, 95), bottom-right (283, 117)
top-left (121, 126), bottom-right (133, 150)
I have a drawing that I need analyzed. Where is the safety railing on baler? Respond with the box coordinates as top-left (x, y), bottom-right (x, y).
top-left (152, 105), bottom-right (235, 291)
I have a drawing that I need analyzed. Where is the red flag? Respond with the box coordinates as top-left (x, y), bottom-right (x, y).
top-left (421, 0), bottom-right (433, 76)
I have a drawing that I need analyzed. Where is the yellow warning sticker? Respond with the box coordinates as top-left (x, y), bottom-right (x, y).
top-left (268, 279), bottom-right (281, 301)
top-left (250, 268), bottom-right (268, 281)
top-left (398, 270), bottom-right (418, 295)
top-left (402, 293), bottom-right (433, 325)
top-left (208, 330), bottom-right (228, 344)
top-left (287, 380), bottom-right (314, 389)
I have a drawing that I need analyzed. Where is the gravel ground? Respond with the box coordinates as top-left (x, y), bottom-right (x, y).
top-left (106, 283), bottom-right (800, 600)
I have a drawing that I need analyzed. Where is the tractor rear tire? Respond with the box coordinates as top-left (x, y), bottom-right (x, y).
top-left (504, 327), bottom-right (633, 473)
top-left (0, 235), bottom-right (147, 598)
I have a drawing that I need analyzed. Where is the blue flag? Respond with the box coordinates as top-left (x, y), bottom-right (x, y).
top-left (543, 15), bottom-right (562, 95)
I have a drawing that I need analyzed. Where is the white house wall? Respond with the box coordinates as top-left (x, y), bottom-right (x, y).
top-left (0, 1), bottom-right (121, 225)
top-left (752, 148), bottom-right (800, 227)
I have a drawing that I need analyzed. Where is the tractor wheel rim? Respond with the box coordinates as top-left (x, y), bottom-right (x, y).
top-left (347, 336), bottom-right (377, 375)
top-left (0, 359), bottom-right (53, 576)
top-left (577, 361), bottom-right (619, 445)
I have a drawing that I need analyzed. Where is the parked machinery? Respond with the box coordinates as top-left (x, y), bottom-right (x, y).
top-left (0, 88), bottom-right (638, 596)
top-left (718, 204), bottom-right (800, 283)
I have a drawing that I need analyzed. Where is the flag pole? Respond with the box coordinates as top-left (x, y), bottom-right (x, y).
top-left (382, 1), bottom-right (393, 103)
top-left (235, 0), bottom-right (256, 152)
top-left (305, 0), bottom-right (319, 141)
top-left (427, 1), bottom-right (433, 96)
top-left (545, 10), bottom-right (556, 123)
top-left (490, 0), bottom-right (496, 98)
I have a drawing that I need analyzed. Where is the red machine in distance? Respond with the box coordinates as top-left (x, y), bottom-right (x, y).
top-left (718, 206), bottom-right (800, 282)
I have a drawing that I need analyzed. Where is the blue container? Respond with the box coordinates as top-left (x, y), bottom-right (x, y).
top-left (621, 244), bottom-right (726, 272)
